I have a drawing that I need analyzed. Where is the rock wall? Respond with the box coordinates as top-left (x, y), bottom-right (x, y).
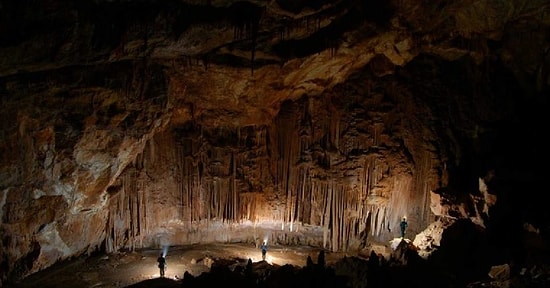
top-left (104, 62), bottom-right (450, 256)
top-left (1, 0), bottom-right (549, 285)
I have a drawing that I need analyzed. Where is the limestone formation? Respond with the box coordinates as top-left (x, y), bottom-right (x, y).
top-left (1, 0), bottom-right (549, 285)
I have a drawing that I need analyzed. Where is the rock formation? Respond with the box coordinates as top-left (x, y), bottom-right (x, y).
top-left (1, 0), bottom-right (549, 285)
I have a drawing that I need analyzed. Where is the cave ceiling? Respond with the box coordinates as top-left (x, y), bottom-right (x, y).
top-left (1, 0), bottom-right (548, 127)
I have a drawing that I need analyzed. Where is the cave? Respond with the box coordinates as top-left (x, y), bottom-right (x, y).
top-left (1, 0), bottom-right (549, 287)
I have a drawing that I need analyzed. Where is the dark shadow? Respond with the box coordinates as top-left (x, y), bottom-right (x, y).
top-left (125, 277), bottom-right (181, 288)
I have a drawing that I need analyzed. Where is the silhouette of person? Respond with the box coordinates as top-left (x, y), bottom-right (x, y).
top-left (367, 250), bottom-right (380, 287)
top-left (260, 241), bottom-right (268, 261)
top-left (157, 253), bottom-right (166, 277)
top-left (400, 217), bottom-right (408, 238)
top-left (317, 250), bottom-right (325, 268)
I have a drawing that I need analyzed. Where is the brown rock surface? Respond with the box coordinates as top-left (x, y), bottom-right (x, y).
top-left (1, 0), bottom-right (549, 286)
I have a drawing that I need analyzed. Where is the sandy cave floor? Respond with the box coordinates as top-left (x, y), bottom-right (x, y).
top-left (12, 243), bottom-right (354, 288)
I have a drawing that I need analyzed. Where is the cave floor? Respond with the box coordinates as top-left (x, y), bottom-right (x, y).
top-left (12, 243), bottom-right (354, 288)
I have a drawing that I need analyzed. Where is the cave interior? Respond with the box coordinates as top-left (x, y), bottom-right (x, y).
top-left (0, 0), bottom-right (549, 287)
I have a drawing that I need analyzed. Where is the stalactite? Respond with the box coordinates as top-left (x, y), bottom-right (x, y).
top-left (189, 167), bottom-right (195, 223)
top-left (228, 180), bottom-right (234, 221)
top-left (128, 168), bottom-right (140, 251)
top-left (100, 95), bottom-right (429, 253)
top-left (211, 180), bottom-right (217, 220)
top-left (340, 186), bottom-right (346, 250)
top-left (178, 144), bottom-right (185, 222)
top-left (369, 206), bottom-right (378, 236)
top-left (195, 170), bottom-right (202, 225)
top-left (323, 182), bottom-right (331, 249)
top-left (331, 181), bottom-right (337, 251)
top-left (294, 167), bottom-right (307, 231)
top-left (301, 169), bottom-right (311, 225)
top-left (180, 140), bottom-right (187, 219)
top-left (311, 181), bottom-right (317, 226)
top-left (105, 164), bottom-right (148, 252)
top-left (285, 140), bottom-right (293, 229)
top-left (273, 103), bottom-right (301, 230)
top-left (128, 174), bottom-right (134, 251)
top-left (216, 179), bottom-right (221, 220)
top-left (217, 179), bottom-right (223, 220)
top-left (106, 205), bottom-right (113, 253)
top-left (420, 153), bottom-right (433, 222)
top-left (332, 112), bottom-right (340, 150)
top-left (207, 180), bottom-right (213, 221)
top-left (232, 152), bottom-right (237, 220)
top-left (222, 178), bottom-right (229, 221)
top-left (331, 183), bottom-right (337, 251)
top-left (217, 178), bottom-right (222, 220)
top-left (138, 178), bottom-right (146, 248)
top-left (240, 192), bottom-right (258, 222)
top-left (339, 186), bottom-right (344, 250)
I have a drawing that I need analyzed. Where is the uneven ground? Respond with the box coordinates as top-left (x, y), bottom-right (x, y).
top-left (11, 243), bottom-right (351, 288)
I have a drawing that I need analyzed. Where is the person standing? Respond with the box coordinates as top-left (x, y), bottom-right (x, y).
top-left (157, 253), bottom-right (167, 277)
top-left (400, 217), bottom-right (408, 238)
top-left (260, 241), bottom-right (268, 261)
